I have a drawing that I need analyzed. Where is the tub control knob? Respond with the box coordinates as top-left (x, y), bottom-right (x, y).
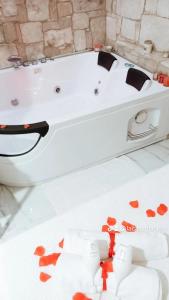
top-left (135, 110), bottom-right (148, 124)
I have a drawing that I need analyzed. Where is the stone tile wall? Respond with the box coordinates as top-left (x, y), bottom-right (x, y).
top-left (106, 0), bottom-right (169, 74)
top-left (0, 0), bottom-right (106, 68)
top-left (1, 0), bottom-right (169, 74)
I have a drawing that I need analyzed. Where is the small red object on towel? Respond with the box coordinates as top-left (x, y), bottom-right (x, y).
top-left (129, 200), bottom-right (139, 208)
top-left (108, 231), bottom-right (116, 257)
top-left (39, 253), bottom-right (61, 266)
top-left (146, 209), bottom-right (156, 218)
top-left (122, 221), bottom-right (137, 232)
top-left (157, 203), bottom-right (168, 216)
top-left (107, 217), bottom-right (117, 226)
top-left (100, 259), bottom-right (113, 291)
top-left (73, 292), bottom-right (92, 300)
top-left (40, 272), bottom-right (51, 282)
top-left (101, 222), bottom-right (119, 257)
top-left (58, 239), bottom-right (64, 248)
top-left (34, 246), bottom-right (45, 256)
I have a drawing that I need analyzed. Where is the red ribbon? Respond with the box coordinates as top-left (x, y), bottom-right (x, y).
top-left (108, 230), bottom-right (120, 258)
top-left (108, 231), bottom-right (115, 257)
top-left (100, 259), bottom-right (113, 291)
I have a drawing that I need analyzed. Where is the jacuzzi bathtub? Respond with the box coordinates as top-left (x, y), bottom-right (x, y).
top-left (0, 51), bottom-right (169, 187)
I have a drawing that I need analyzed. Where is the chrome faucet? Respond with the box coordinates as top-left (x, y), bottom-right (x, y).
top-left (7, 55), bottom-right (22, 68)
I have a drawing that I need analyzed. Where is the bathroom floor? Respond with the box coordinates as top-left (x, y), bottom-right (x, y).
top-left (1, 139), bottom-right (169, 243)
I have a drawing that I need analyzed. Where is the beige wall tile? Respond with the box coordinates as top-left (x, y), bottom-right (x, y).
top-left (26, 0), bottom-right (49, 21)
top-left (20, 22), bottom-right (43, 43)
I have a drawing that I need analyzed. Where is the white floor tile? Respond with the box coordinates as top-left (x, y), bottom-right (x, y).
top-left (1, 139), bottom-right (169, 243)
top-left (44, 156), bottom-right (144, 215)
top-left (1, 211), bottom-right (32, 242)
top-left (1, 185), bottom-right (57, 241)
top-left (145, 143), bottom-right (169, 162)
top-left (126, 148), bottom-right (165, 173)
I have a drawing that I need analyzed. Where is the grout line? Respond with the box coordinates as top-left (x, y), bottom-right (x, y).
top-left (125, 154), bottom-right (148, 174)
top-left (144, 148), bottom-right (166, 163)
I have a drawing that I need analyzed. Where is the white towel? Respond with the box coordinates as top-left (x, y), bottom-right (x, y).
top-left (62, 230), bottom-right (168, 262)
top-left (62, 230), bottom-right (100, 276)
top-left (95, 265), bottom-right (162, 300)
top-left (54, 253), bottom-right (97, 295)
top-left (61, 230), bottom-right (108, 259)
top-left (115, 231), bottom-right (168, 262)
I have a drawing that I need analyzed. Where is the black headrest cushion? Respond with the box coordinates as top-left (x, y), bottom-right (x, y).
top-left (98, 51), bottom-right (117, 71)
top-left (126, 68), bottom-right (150, 91)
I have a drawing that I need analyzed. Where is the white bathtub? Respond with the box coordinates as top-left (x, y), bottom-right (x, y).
top-left (0, 51), bottom-right (169, 186)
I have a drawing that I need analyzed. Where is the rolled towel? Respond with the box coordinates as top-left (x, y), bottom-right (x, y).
top-left (62, 230), bottom-right (100, 276)
top-left (54, 253), bottom-right (97, 295)
top-left (61, 230), bottom-right (168, 262)
top-left (115, 231), bottom-right (168, 262)
top-left (61, 230), bottom-right (108, 259)
top-left (95, 265), bottom-right (162, 300)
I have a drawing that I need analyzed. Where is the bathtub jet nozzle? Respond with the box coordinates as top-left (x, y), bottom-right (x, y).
top-left (94, 88), bottom-right (99, 95)
top-left (11, 99), bottom-right (19, 106)
top-left (55, 86), bottom-right (61, 94)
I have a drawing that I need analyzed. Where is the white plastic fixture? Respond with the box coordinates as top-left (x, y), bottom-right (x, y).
top-left (0, 51), bottom-right (169, 186)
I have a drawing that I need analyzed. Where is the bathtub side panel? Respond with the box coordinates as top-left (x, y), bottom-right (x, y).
top-left (1, 92), bottom-right (169, 186)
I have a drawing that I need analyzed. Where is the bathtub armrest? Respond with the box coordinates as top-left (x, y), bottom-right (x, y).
top-left (0, 121), bottom-right (49, 137)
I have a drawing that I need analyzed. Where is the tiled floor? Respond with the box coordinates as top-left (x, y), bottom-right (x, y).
top-left (1, 138), bottom-right (169, 243)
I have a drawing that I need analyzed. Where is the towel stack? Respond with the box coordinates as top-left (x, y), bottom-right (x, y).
top-left (55, 230), bottom-right (168, 300)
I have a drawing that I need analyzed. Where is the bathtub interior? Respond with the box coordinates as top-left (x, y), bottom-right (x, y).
top-left (0, 51), bottom-right (168, 163)
top-left (0, 51), bottom-right (167, 127)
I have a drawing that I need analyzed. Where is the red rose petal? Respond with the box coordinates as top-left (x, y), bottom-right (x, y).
top-left (73, 293), bottom-right (92, 300)
top-left (59, 239), bottom-right (64, 248)
top-left (39, 253), bottom-right (61, 267)
top-left (122, 221), bottom-right (137, 232)
top-left (157, 204), bottom-right (168, 216)
top-left (40, 272), bottom-right (51, 282)
top-left (129, 200), bottom-right (139, 208)
top-left (34, 246), bottom-right (45, 256)
top-left (102, 225), bottom-right (110, 232)
top-left (146, 209), bottom-right (156, 218)
top-left (107, 217), bottom-right (117, 226)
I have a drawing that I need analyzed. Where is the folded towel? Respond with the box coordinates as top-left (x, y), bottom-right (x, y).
top-left (95, 265), bottom-right (162, 300)
top-left (54, 253), bottom-right (97, 294)
top-left (61, 230), bottom-right (168, 262)
top-left (98, 51), bottom-right (117, 71)
top-left (62, 230), bottom-right (100, 276)
top-left (126, 68), bottom-right (151, 91)
top-left (115, 232), bottom-right (168, 262)
top-left (61, 230), bottom-right (108, 259)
